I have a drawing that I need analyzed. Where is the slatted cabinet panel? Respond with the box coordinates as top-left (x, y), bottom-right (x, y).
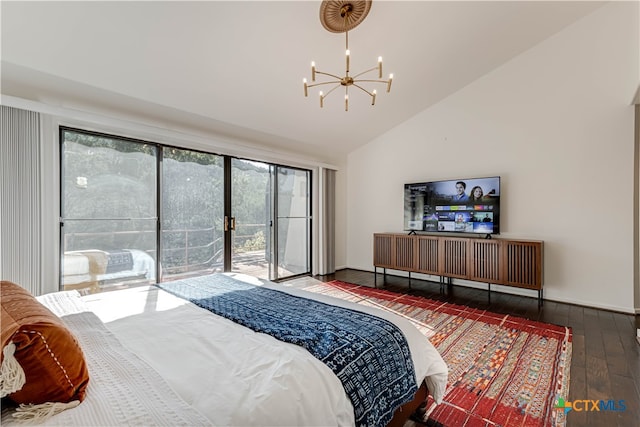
top-left (393, 235), bottom-right (416, 271)
top-left (415, 236), bottom-right (439, 275)
top-left (441, 237), bottom-right (469, 279)
top-left (373, 233), bottom-right (394, 268)
top-left (470, 239), bottom-right (502, 283)
top-left (503, 240), bottom-right (543, 290)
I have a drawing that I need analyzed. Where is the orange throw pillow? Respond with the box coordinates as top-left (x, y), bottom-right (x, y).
top-left (1, 280), bottom-right (89, 405)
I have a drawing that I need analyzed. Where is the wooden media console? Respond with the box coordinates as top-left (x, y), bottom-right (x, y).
top-left (373, 233), bottom-right (544, 305)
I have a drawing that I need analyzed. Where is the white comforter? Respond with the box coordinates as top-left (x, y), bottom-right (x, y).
top-left (8, 273), bottom-right (448, 426)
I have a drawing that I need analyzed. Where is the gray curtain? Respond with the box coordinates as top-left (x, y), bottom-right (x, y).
top-left (320, 168), bottom-right (336, 274)
top-left (0, 105), bottom-right (42, 295)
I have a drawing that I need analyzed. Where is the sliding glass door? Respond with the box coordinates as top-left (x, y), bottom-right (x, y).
top-left (60, 127), bottom-right (311, 292)
top-left (228, 160), bottom-right (311, 280)
top-left (230, 159), bottom-right (273, 279)
top-left (60, 129), bottom-right (158, 293)
top-left (275, 166), bottom-right (311, 278)
top-left (161, 148), bottom-right (224, 281)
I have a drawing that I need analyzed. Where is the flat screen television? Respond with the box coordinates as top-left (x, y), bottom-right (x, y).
top-left (404, 176), bottom-right (501, 234)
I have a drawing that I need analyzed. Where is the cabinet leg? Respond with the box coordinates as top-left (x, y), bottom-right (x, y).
top-left (408, 272), bottom-right (412, 290)
top-left (538, 289), bottom-right (543, 307)
top-left (488, 283), bottom-right (491, 304)
top-left (374, 267), bottom-right (377, 289)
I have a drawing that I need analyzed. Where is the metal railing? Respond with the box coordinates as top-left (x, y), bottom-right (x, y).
top-left (62, 223), bottom-right (269, 277)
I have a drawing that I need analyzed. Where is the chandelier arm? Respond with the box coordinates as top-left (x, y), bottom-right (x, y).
top-left (307, 81), bottom-right (342, 89)
top-left (314, 70), bottom-right (343, 81)
top-left (351, 66), bottom-right (380, 79)
top-left (323, 83), bottom-right (343, 98)
top-left (352, 83), bottom-right (375, 97)
top-left (353, 79), bottom-right (390, 84)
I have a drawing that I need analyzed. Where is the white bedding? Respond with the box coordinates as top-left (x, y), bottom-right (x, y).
top-left (5, 273), bottom-right (448, 426)
top-left (1, 293), bottom-right (211, 426)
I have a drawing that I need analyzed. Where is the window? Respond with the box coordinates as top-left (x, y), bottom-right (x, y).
top-left (161, 148), bottom-right (224, 280)
top-left (60, 127), bottom-right (312, 293)
top-left (60, 129), bottom-right (157, 293)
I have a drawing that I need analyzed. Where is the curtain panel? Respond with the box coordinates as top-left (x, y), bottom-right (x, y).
top-left (1, 105), bottom-right (43, 295)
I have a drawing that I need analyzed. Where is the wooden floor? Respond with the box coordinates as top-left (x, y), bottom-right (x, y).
top-left (313, 269), bottom-right (640, 427)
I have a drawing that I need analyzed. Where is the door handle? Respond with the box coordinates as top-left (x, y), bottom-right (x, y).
top-left (225, 216), bottom-right (237, 231)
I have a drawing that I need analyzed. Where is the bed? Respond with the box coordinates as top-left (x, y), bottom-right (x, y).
top-left (1, 273), bottom-right (448, 426)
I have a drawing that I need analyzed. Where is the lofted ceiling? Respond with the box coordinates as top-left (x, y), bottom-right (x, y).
top-left (1, 1), bottom-right (604, 162)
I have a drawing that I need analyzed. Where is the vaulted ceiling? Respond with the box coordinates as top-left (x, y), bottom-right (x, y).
top-left (1, 1), bottom-right (604, 162)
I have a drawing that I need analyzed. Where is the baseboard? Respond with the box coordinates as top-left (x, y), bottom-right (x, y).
top-left (543, 294), bottom-right (635, 315)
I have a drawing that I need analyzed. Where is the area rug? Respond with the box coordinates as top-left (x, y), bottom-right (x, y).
top-left (302, 280), bottom-right (572, 427)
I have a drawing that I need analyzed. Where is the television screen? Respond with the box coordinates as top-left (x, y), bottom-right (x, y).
top-left (404, 176), bottom-right (501, 234)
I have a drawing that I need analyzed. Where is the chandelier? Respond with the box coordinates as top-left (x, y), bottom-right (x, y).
top-left (303, 0), bottom-right (393, 111)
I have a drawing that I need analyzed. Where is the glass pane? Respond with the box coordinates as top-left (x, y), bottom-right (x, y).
top-left (62, 130), bottom-right (156, 219)
top-left (61, 129), bottom-right (158, 294)
top-left (277, 217), bottom-right (310, 276)
top-left (231, 159), bottom-right (272, 279)
top-left (277, 168), bottom-right (309, 218)
top-left (161, 148), bottom-right (224, 281)
top-left (276, 167), bottom-right (310, 278)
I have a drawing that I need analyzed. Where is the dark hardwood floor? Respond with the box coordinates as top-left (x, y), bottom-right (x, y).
top-left (313, 269), bottom-right (640, 427)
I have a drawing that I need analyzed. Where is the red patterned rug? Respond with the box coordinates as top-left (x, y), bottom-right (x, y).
top-left (302, 280), bottom-right (572, 427)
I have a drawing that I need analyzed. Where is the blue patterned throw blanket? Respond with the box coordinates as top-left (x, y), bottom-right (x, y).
top-left (157, 274), bottom-right (418, 427)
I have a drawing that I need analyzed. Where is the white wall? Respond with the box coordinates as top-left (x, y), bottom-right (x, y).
top-left (345, 2), bottom-right (639, 312)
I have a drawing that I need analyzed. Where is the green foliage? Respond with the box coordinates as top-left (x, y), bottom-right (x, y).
top-left (62, 130), bottom-right (273, 272)
top-left (234, 230), bottom-right (266, 253)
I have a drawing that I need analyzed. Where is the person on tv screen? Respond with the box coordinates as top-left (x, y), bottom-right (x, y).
top-left (469, 186), bottom-right (485, 202)
top-left (453, 181), bottom-right (469, 202)
top-left (469, 185), bottom-right (497, 202)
